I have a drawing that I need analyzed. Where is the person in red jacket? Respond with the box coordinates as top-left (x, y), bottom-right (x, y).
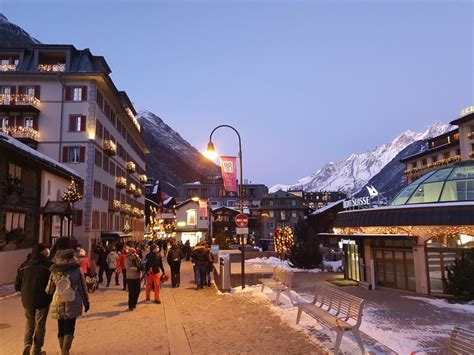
top-left (116, 248), bottom-right (128, 291)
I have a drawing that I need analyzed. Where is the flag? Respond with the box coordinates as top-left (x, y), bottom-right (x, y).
top-left (220, 156), bottom-right (237, 192)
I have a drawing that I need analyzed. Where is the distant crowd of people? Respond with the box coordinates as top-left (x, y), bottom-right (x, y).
top-left (14, 237), bottom-right (215, 355)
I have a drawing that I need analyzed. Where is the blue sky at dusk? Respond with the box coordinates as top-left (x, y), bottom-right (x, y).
top-left (2, 0), bottom-right (472, 187)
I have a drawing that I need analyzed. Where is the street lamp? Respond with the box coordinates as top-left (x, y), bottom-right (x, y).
top-left (205, 124), bottom-right (246, 289)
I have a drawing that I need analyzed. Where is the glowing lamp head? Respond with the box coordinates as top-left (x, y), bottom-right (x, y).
top-left (203, 141), bottom-right (218, 160)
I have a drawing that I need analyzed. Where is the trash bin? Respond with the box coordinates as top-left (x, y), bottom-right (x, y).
top-left (219, 253), bottom-right (231, 292)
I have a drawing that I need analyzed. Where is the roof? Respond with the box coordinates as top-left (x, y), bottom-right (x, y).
top-left (174, 199), bottom-right (199, 209)
top-left (42, 200), bottom-right (72, 216)
top-left (450, 111), bottom-right (474, 126)
top-left (264, 190), bottom-right (303, 199)
top-left (400, 140), bottom-right (459, 163)
top-left (311, 200), bottom-right (344, 215)
top-left (0, 133), bottom-right (81, 180)
top-left (211, 206), bottom-right (240, 213)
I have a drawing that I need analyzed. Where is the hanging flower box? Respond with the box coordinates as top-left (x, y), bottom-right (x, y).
top-left (132, 207), bottom-right (140, 218)
top-left (103, 139), bottom-right (117, 156)
top-left (126, 161), bottom-right (136, 173)
top-left (139, 174), bottom-right (147, 184)
top-left (120, 203), bottom-right (131, 215)
top-left (111, 200), bottom-right (121, 212)
top-left (116, 176), bottom-right (127, 189)
top-left (127, 183), bottom-right (136, 194)
top-left (133, 188), bottom-right (142, 198)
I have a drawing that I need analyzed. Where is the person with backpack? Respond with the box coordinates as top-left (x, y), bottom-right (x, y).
top-left (125, 248), bottom-right (142, 310)
top-left (105, 247), bottom-right (119, 287)
top-left (167, 239), bottom-right (184, 288)
top-left (145, 244), bottom-right (165, 304)
top-left (15, 243), bottom-right (53, 355)
top-left (46, 249), bottom-right (89, 355)
top-left (191, 243), bottom-right (208, 289)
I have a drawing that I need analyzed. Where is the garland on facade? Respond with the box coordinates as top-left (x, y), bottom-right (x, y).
top-left (404, 155), bottom-right (462, 175)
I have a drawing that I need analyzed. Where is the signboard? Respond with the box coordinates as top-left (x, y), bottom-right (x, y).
top-left (236, 227), bottom-right (249, 235)
top-left (343, 185), bottom-right (379, 209)
top-left (235, 213), bottom-right (249, 227)
top-left (156, 213), bottom-right (174, 219)
top-left (199, 199), bottom-right (208, 218)
top-left (220, 156), bottom-right (237, 192)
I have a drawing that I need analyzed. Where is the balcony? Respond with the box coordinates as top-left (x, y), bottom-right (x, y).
top-left (1, 126), bottom-right (39, 141)
top-left (103, 139), bottom-right (117, 156)
top-left (404, 155), bottom-right (462, 175)
top-left (127, 183), bottom-right (136, 195)
top-left (37, 63), bottom-right (66, 72)
top-left (0, 94), bottom-right (40, 112)
top-left (0, 64), bottom-right (17, 71)
top-left (139, 174), bottom-right (147, 184)
top-left (116, 176), bottom-right (127, 189)
top-left (110, 199), bottom-right (121, 212)
top-left (126, 161), bottom-right (136, 173)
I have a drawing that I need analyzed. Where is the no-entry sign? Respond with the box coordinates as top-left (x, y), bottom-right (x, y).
top-left (235, 213), bottom-right (249, 227)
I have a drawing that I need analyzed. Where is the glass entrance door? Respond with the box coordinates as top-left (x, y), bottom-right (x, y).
top-left (375, 249), bottom-right (415, 291)
top-left (346, 244), bottom-right (360, 282)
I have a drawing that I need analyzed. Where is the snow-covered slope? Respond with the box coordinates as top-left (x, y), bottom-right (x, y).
top-left (0, 14), bottom-right (40, 48)
top-left (271, 122), bottom-right (453, 195)
top-left (137, 108), bottom-right (219, 194)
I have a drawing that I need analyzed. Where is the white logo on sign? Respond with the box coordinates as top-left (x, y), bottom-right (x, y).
top-left (366, 185), bottom-right (379, 197)
top-left (222, 161), bottom-right (234, 173)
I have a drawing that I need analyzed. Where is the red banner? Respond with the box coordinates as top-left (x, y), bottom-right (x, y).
top-left (220, 156), bottom-right (237, 193)
top-left (199, 199), bottom-right (208, 218)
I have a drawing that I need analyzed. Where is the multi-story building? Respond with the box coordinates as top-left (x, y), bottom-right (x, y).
top-left (0, 44), bottom-right (148, 252)
top-left (174, 198), bottom-right (209, 246)
top-left (401, 106), bottom-right (474, 183)
top-left (179, 176), bottom-right (268, 237)
top-left (288, 190), bottom-right (347, 210)
top-left (144, 178), bottom-right (176, 237)
top-left (259, 190), bottom-right (308, 239)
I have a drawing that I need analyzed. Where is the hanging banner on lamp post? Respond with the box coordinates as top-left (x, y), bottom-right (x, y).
top-left (220, 156), bottom-right (237, 192)
top-left (199, 199), bottom-right (208, 218)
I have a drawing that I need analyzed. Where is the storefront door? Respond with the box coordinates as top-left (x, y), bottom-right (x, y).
top-left (345, 244), bottom-right (360, 282)
top-left (375, 249), bottom-right (415, 291)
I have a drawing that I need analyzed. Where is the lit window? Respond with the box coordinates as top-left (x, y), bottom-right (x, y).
top-left (69, 147), bottom-right (81, 163)
top-left (269, 211), bottom-right (274, 218)
top-left (1, 117), bottom-right (8, 128)
top-left (280, 211), bottom-right (286, 220)
top-left (292, 211), bottom-right (297, 218)
top-left (26, 87), bottom-right (35, 97)
top-left (24, 117), bottom-right (34, 128)
top-left (8, 163), bottom-right (21, 179)
top-left (186, 209), bottom-right (197, 226)
top-left (5, 212), bottom-right (25, 232)
top-left (73, 87), bottom-right (82, 101)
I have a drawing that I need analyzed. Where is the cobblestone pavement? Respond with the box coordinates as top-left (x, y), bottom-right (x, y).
top-left (0, 259), bottom-right (325, 355)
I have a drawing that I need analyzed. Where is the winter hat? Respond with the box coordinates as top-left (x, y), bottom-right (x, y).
top-left (57, 249), bottom-right (75, 261)
top-left (31, 243), bottom-right (47, 260)
top-left (78, 248), bottom-right (86, 257)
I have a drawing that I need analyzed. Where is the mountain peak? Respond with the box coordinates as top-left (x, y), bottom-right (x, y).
top-left (0, 12), bottom-right (41, 48)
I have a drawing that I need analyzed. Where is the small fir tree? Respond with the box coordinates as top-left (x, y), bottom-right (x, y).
top-left (288, 219), bottom-right (322, 269)
top-left (274, 227), bottom-right (295, 260)
top-left (62, 179), bottom-right (83, 237)
top-left (446, 250), bottom-right (474, 302)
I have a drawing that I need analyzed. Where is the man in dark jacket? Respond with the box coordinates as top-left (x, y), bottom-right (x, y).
top-left (167, 239), bottom-right (184, 288)
top-left (95, 244), bottom-right (108, 284)
top-left (145, 244), bottom-right (165, 304)
top-left (191, 243), bottom-right (208, 289)
top-left (15, 243), bottom-right (53, 355)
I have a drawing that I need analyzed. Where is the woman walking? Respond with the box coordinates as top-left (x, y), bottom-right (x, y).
top-left (46, 249), bottom-right (90, 355)
top-left (125, 248), bottom-right (141, 310)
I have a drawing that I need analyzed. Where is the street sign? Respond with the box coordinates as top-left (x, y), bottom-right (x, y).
top-left (236, 227), bottom-right (249, 235)
top-left (235, 213), bottom-right (249, 227)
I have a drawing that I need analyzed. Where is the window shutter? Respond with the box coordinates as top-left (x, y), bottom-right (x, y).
top-left (10, 86), bottom-right (16, 95)
top-left (62, 147), bottom-right (69, 162)
top-left (34, 85), bottom-right (41, 99)
top-left (75, 210), bottom-right (83, 226)
top-left (69, 115), bottom-right (75, 131)
top-left (65, 86), bottom-right (71, 101)
top-left (18, 86), bottom-right (25, 95)
top-left (80, 115), bottom-right (86, 131)
top-left (79, 147), bottom-right (85, 162)
top-left (82, 86), bottom-right (88, 101)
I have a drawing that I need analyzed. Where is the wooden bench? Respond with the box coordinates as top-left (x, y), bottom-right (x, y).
top-left (295, 285), bottom-right (365, 354)
top-left (411, 326), bottom-right (474, 355)
top-left (259, 267), bottom-right (294, 304)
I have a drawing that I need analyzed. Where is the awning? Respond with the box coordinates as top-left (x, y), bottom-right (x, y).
top-left (41, 201), bottom-right (72, 216)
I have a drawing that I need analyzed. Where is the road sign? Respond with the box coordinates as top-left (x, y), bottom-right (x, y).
top-left (235, 213), bottom-right (249, 227)
top-left (236, 227), bottom-right (249, 235)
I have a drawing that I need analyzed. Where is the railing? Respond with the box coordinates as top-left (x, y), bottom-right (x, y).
top-left (37, 63), bottom-right (66, 72)
top-left (1, 126), bottom-right (39, 141)
top-left (0, 94), bottom-right (40, 107)
top-left (0, 64), bottom-right (17, 71)
top-left (404, 155), bottom-right (462, 175)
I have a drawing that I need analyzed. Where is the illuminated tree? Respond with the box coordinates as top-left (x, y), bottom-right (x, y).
top-left (62, 179), bottom-right (83, 238)
top-left (274, 226), bottom-right (295, 260)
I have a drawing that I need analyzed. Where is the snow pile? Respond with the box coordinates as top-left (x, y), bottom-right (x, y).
top-left (245, 257), bottom-right (321, 273)
top-left (403, 296), bottom-right (474, 314)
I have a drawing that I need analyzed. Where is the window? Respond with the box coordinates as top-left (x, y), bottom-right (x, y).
top-left (269, 211), bottom-right (274, 218)
top-left (456, 149), bottom-right (461, 156)
top-left (93, 181), bottom-right (101, 198)
top-left (109, 161), bottom-right (115, 176)
top-left (422, 159), bottom-right (427, 166)
top-left (74, 210), bottom-right (83, 226)
top-left (5, 212), bottom-right (26, 232)
top-left (94, 149), bottom-right (102, 167)
top-left (73, 87), bottom-right (82, 101)
top-left (25, 87), bottom-right (35, 97)
top-left (69, 115), bottom-right (85, 132)
top-left (102, 185), bottom-right (109, 200)
top-left (96, 90), bottom-right (103, 108)
top-left (8, 163), bottom-right (21, 179)
top-left (411, 162), bottom-right (417, 169)
top-left (186, 209), bottom-right (197, 226)
top-left (96, 120), bottom-right (103, 139)
top-left (1, 117), bottom-right (8, 128)
top-left (47, 180), bottom-right (51, 195)
top-left (280, 211), bottom-right (286, 220)
top-left (103, 155), bottom-right (109, 172)
top-left (24, 117), bottom-right (34, 128)
top-left (63, 146), bottom-right (85, 163)
top-left (291, 200), bottom-right (296, 206)
top-left (269, 200), bottom-right (274, 207)
top-left (432, 155), bottom-right (438, 163)
top-left (101, 212), bottom-right (107, 230)
top-left (92, 210), bottom-right (100, 230)
top-left (292, 211), bottom-right (297, 218)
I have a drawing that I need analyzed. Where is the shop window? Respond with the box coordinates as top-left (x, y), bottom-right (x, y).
top-left (186, 209), bottom-right (197, 226)
top-left (440, 180), bottom-right (474, 201)
top-left (8, 163), bottom-right (21, 179)
top-left (5, 212), bottom-right (26, 231)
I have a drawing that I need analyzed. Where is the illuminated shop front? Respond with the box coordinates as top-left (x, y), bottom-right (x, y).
top-left (329, 161), bottom-right (474, 295)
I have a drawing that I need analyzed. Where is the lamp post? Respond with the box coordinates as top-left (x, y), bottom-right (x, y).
top-left (205, 124), bottom-right (245, 289)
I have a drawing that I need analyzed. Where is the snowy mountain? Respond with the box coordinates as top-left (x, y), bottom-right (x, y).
top-left (270, 122), bottom-right (453, 195)
top-left (137, 109), bottom-right (219, 195)
top-left (0, 14), bottom-right (40, 48)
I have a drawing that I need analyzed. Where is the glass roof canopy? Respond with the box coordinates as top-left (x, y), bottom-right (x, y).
top-left (391, 161), bottom-right (474, 205)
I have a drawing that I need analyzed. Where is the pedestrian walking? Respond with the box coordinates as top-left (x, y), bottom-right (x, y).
top-left (45, 249), bottom-right (90, 355)
top-left (191, 243), bottom-right (207, 289)
top-left (105, 247), bottom-right (119, 287)
top-left (184, 240), bottom-right (191, 261)
top-left (167, 239), bottom-right (184, 288)
top-left (15, 243), bottom-right (53, 355)
top-left (204, 244), bottom-right (214, 287)
top-left (125, 248), bottom-right (142, 310)
top-left (77, 248), bottom-right (90, 276)
top-left (145, 244), bottom-right (165, 304)
top-left (95, 244), bottom-right (108, 284)
top-left (117, 248), bottom-right (128, 290)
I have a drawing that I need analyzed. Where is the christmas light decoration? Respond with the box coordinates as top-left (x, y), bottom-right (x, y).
top-left (0, 64), bottom-right (17, 71)
top-left (0, 94), bottom-right (40, 107)
top-left (127, 183), bottom-right (136, 194)
top-left (133, 188), bottom-right (142, 198)
top-left (115, 176), bottom-right (127, 189)
top-left (112, 200), bottom-right (121, 212)
top-left (61, 179), bottom-right (83, 237)
top-left (120, 203), bottom-right (131, 215)
top-left (404, 155), bottom-right (462, 175)
top-left (103, 139), bottom-right (117, 155)
top-left (273, 226), bottom-right (295, 258)
top-left (0, 126), bottom-right (39, 140)
top-left (123, 221), bottom-right (131, 233)
top-left (460, 105), bottom-right (474, 117)
top-left (139, 174), bottom-right (147, 184)
top-left (126, 161), bottom-right (136, 173)
top-left (125, 107), bottom-right (141, 132)
top-left (37, 64), bottom-right (65, 72)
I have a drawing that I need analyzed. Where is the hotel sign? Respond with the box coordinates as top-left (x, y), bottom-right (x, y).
top-left (343, 185), bottom-right (379, 209)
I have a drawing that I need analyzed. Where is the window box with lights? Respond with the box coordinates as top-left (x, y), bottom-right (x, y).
top-left (103, 139), bottom-right (117, 156)
top-left (139, 174), bottom-right (147, 184)
top-left (37, 63), bottom-right (65, 72)
top-left (133, 188), bottom-right (142, 198)
top-left (126, 183), bottom-right (136, 195)
top-left (120, 203), bottom-right (131, 215)
top-left (126, 161), bottom-right (136, 173)
top-left (111, 200), bottom-right (121, 212)
top-left (1, 126), bottom-right (39, 141)
top-left (0, 94), bottom-right (40, 108)
top-left (115, 177), bottom-right (127, 189)
top-left (0, 64), bottom-right (17, 71)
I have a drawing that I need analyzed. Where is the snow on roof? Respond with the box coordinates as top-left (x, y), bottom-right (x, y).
top-left (338, 200), bottom-right (474, 214)
top-left (163, 196), bottom-right (173, 205)
top-left (311, 199), bottom-right (344, 215)
top-left (0, 133), bottom-right (80, 179)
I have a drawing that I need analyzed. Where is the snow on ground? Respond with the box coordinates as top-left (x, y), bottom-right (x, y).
top-left (403, 296), bottom-right (474, 314)
top-left (245, 257), bottom-right (321, 273)
top-left (0, 284), bottom-right (16, 300)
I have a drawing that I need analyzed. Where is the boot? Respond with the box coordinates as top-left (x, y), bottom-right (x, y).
top-left (61, 334), bottom-right (74, 355)
top-left (58, 336), bottom-right (64, 350)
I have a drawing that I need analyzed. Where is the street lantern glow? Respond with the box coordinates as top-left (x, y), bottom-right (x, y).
top-left (203, 141), bottom-right (218, 160)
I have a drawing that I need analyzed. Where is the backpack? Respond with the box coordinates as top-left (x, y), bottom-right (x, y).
top-left (53, 274), bottom-right (76, 303)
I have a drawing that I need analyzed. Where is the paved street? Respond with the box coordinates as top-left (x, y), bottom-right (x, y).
top-left (0, 260), bottom-right (324, 355)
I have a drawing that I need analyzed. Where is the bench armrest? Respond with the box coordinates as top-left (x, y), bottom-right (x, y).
top-left (410, 346), bottom-right (446, 354)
